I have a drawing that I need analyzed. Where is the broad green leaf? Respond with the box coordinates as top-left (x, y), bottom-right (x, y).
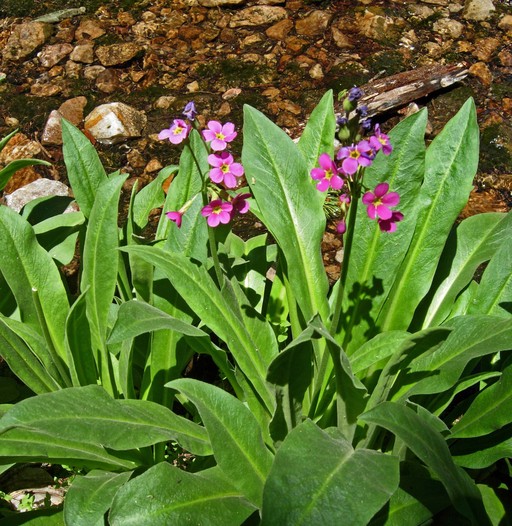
top-left (452, 429), bottom-right (512, 469)
top-left (0, 318), bottom-right (60, 394)
top-left (261, 420), bottom-right (399, 526)
top-left (478, 484), bottom-right (512, 525)
top-left (64, 290), bottom-right (98, 387)
top-left (378, 99), bottom-right (479, 332)
top-left (108, 300), bottom-right (208, 343)
top-left (242, 105), bottom-right (329, 323)
top-left (110, 463), bottom-right (256, 526)
top-left (298, 90), bottom-right (336, 166)
top-left (0, 128), bottom-right (18, 152)
top-left (468, 239), bottom-right (512, 317)
top-left (167, 378), bottom-right (273, 507)
top-left (132, 165), bottom-right (177, 230)
top-left (0, 385), bottom-right (211, 457)
top-left (421, 212), bottom-right (512, 327)
top-left (392, 316), bottom-right (512, 400)
top-left (0, 206), bottom-right (69, 359)
top-left (65, 470), bottom-right (132, 526)
top-left (124, 245), bottom-right (275, 413)
top-left (338, 109), bottom-right (427, 353)
top-left (61, 119), bottom-right (108, 218)
top-left (450, 365), bottom-right (512, 438)
top-left (0, 159), bottom-right (51, 191)
top-left (0, 507), bottom-right (64, 525)
top-left (360, 402), bottom-right (489, 524)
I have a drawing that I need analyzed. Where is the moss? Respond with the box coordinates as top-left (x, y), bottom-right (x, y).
top-left (479, 124), bottom-right (512, 175)
top-left (325, 63), bottom-right (370, 93)
top-left (196, 59), bottom-right (272, 88)
top-left (366, 50), bottom-right (404, 77)
top-left (492, 82), bottom-right (512, 99)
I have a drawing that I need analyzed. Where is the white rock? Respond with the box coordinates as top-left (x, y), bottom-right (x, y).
top-left (4, 179), bottom-right (73, 213)
top-left (84, 102), bottom-right (147, 145)
top-left (463, 0), bottom-right (495, 21)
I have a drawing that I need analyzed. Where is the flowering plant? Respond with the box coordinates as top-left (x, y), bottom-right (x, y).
top-left (0, 91), bottom-right (511, 525)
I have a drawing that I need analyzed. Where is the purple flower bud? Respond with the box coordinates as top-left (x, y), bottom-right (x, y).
top-left (361, 118), bottom-right (373, 131)
top-left (183, 101), bottom-right (197, 121)
top-left (337, 116), bottom-right (348, 126)
top-left (348, 87), bottom-right (364, 102)
top-left (356, 104), bottom-right (368, 117)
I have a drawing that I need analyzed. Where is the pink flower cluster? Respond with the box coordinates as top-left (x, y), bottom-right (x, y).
top-left (311, 124), bottom-right (403, 233)
top-left (159, 107), bottom-right (250, 229)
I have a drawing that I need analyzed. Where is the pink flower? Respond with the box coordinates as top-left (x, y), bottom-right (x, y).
top-left (362, 182), bottom-right (400, 221)
top-left (369, 124), bottom-right (393, 156)
top-left (311, 153), bottom-right (344, 192)
top-left (202, 121), bottom-right (237, 151)
top-left (158, 119), bottom-right (190, 145)
top-left (336, 220), bottom-right (346, 235)
top-left (201, 199), bottom-right (233, 227)
top-left (336, 140), bottom-right (373, 175)
top-left (166, 210), bottom-right (183, 228)
top-left (378, 211), bottom-right (404, 233)
top-left (208, 152), bottom-right (244, 189)
top-left (339, 193), bottom-right (351, 205)
top-left (231, 192), bottom-right (251, 215)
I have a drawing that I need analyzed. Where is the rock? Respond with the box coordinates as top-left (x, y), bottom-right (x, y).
top-left (70, 42), bottom-right (95, 63)
top-left (30, 82), bottom-right (63, 97)
top-left (84, 103), bottom-right (147, 145)
top-left (95, 43), bottom-right (143, 66)
top-left (198, 0), bottom-right (245, 6)
top-left (357, 10), bottom-right (397, 41)
top-left (4, 179), bottom-right (73, 213)
top-left (472, 37), bottom-right (500, 61)
top-left (38, 43), bottom-right (73, 67)
top-left (145, 159), bottom-right (163, 173)
top-left (498, 14), bottom-right (512, 35)
top-left (83, 65), bottom-right (106, 80)
top-left (332, 27), bottom-right (353, 48)
top-left (433, 18), bottom-right (464, 39)
top-left (463, 0), bottom-right (495, 21)
top-left (95, 69), bottom-right (122, 93)
top-left (75, 20), bottom-right (106, 40)
top-left (295, 10), bottom-right (332, 37)
top-left (41, 97), bottom-right (87, 145)
top-left (229, 7), bottom-right (288, 28)
top-left (498, 49), bottom-right (512, 67)
top-left (154, 96), bottom-right (176, 109)
top-left (469, 61), bottom-right (493, 85)
top-left (0, 133), bottom-right (41, 166)
top-left (3, 22), bottom-right (53, 61)
top-left (309, 63), bottom-right (324, 79)
top-left (266, 19), bottom-right (293, 40)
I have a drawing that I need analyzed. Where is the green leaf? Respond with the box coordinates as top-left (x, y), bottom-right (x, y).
top-left (65, 470), bottom-right (132, 526)
top-left (478, 485), bottom-right (512, 526)
top-left (0, 206), bottom-right (69, 359)
top-left (378, 99), bottom-right (479, 332)
top-left (132, 165), bottom-right (177, 230)
top-left (61, 119), bottom-right (108, 218)
top-left (298, 90), bottom-right (336, 166)
top-left (421, 212), bottom-right (512, 326)
top-left (0, 385), bottom-right (211, 458)
top-left (0, 159), bottom-right (51, 192)
top-left (109, 463), bottom-right (256, 526)
top-left (167, 378), bottom-right (273, 507)
top-left (242, 104), bottom-right (329, 323)
top-left (452, 430), bottom-right (512, 469)
top-left (261, 420), bottom-right (399, 526)
top-left (0, 507), bottom-right (64, 525)
top-left (124, 245), bottom-right (275, 413)
top-left (392, 316), bottom-right (512, 400)
top-left (450, 365), bottom-right (512, 438)
top-left (360, 402), bottom-right (489, 524)
top-left (108, 300), bottom-right (208, 343)
top-left (339, 109), bottom-right (428, 353)
top-left (468, 237), bottom-right (512, 317)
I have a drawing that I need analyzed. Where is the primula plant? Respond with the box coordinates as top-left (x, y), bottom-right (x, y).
top-left (0, 89), bottom-right (511, 525)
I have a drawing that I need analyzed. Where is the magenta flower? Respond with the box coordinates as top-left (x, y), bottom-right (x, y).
top-left (202, 121), bottom-right (237, 151)
top-left (369, 124), bottom-right (393, 156)
top-left (158, 119), bottom-right (190, 145)
top-left (208, 152), bottom-right (244, 189)
top-left (339, 193), bottom-right (351, 205)
top-left (336, 220), bottom-right (346, 235)
top-left (166, 210), bottom-right (183, 228)
top-left (201, 199), bottom-right (233, 227)
top-left (362, 182), bottom-right (400, 221)
top-left (231, 192), bottom-right (251, 215)
top-left (311, 153), bottom-right (344, 192)
top-left (378, 211), bottom-right (404, 233)
top-left (336, 140), bottom-right (373, 175)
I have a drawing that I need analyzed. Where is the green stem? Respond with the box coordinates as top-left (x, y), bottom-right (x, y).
top-left (185, 141), bottom-right (225, 288)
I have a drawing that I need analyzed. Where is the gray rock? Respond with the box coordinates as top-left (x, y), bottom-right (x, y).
top-left (38, 43), bottom-right (73, 67)
top-left (4, 179), bottom-right (73, 213)
top-left (84, 102), bottom-right (147, 145)
top-left (2, 22), bottom-right (53, 61)
top-left (95, 43), bottom-right (143, 66)
top-left (229, 7), bottom-right (288, 28)
top-left (463, 0), bottom-right (495, 21)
